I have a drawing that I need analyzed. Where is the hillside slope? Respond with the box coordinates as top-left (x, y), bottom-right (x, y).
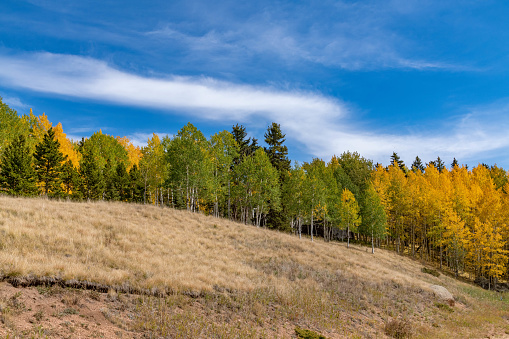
top-left (1, 195), bottom-right (508, 338)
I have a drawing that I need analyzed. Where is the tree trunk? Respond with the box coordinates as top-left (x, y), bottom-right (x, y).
top-left (310, 209), bottom-right (314, 242)
top-left (372, 228), bottom-right (375, 254)
top-left (347, 222), bottom-right (350, 248)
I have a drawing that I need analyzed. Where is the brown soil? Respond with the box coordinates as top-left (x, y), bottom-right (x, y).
top-left (0, 281), bottom-right (140, 338)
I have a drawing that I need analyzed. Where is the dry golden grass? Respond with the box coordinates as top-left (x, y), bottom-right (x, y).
top-left (1, 195), bottom-right (509, 338)
top-left (0, 195), bottom-right (440, 292)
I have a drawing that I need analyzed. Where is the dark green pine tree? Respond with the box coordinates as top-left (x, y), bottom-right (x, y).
top-left (34, 128), bottom-right (66, 197)
top-left (114, 162), bottom-right (130, 201)
top-left (264, 122), bottom-right (291, 176)
top-left (231, 124), bottom-right (258, 163)
top-left (79, 147), bottom-right (104, 201)
top-left (411, 156), bottom-right (425, 173)
top-left (0, 134), bottom-right (37, 196)
top-left (103, 158), bottom-right (119, 201)
top-left (128, 164), bottom-right (144, 203)
top-left (390, 151), bottom-right (405, 170)
top-left (451, 158), bottom-right (459, 169)
top-left (429, 156), bottom-right (445, 173)
top-left (61, 160), bottom-right (82, 200)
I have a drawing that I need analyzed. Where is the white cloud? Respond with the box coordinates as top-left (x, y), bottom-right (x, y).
top-left (0, 52), bottom-right (507, 167)
top-left (144, 2), bottom-right (455, 71)
top-left (128, 132), bottom-right (171, 148)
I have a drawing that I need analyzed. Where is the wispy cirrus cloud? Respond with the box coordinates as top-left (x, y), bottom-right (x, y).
top-left (0, 51), bottom-right (506, 166)
top-left (144, 1), bottom-right (457, 71)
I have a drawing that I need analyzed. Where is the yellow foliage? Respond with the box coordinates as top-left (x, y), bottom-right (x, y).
top-left (53, 123), bottom-right (81, 168)
top-left (117, 136), bottom-right (142, 170)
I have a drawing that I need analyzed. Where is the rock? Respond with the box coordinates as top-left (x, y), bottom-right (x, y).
top-left (430, 285), bottom-right (454, 304)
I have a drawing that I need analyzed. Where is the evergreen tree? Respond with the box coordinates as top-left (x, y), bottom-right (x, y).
top-left (33, 128), bottom-right (66, 197)
top-left (103, 158), bottom-right (119, 201)
top-left (114, 162), bottom-right (130, 201)
top-left (79, 146), bottom-right (104, 200)
top-left (390, 152), bottom-right (405, 170)
top-left (264, 122), bottom-right (291, 175)
top-left (411, 156), bottom-right (425, 173)
top-left (0, 135), bottom-right (37, 196)
top-left (451, 158), bottom-right (459, 169)
top-left (231, 124), bottom-right (258, 163)
top-left (128, 164), bottom-right (144, 203)
top-left (61, 160), bottom-right (82, 199)
top-left (429, 156), bottom-right (445, 173)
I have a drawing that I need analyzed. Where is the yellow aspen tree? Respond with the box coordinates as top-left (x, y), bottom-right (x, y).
top-left (441, 208), bottom-right (470, 277)
top-left (53, 123), bottom-right (80, 168)
top-left (387, 160), bottom-right (409, 254)
top-left (117, 136), bottom-right (142, 170)
top-left (32, 112), bottom-right (53, 144)
top-left (406, 170), bottom-right (425, 257)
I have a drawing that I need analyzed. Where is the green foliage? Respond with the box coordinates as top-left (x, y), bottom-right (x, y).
top-left (0, 97), bottom-right (30, 158)
top-left (390, 152), bottom-right (405, 170)
top-left (34, 128), bottom-right (66, 197)
top-left (208, 130), bottom-right (239, 217)
top-left (264, 122), bottom-right (290, 176)
top-left (128, 164), bottom-right (144, 203)
top-left (411, 156), bottom-right (425, 173)
top-left (231, 124), bottom-right (258, 163)
top-left (79, 145), bottom-right (104, 200)
top-left (0, 134), bottom-right (37, 196)
top-left (421, 267), bottom-right (440, 277)
top-left (232, 148), bottom-right (280, 226)
top-left (295, 327), bottom-right (327, 339)
top-left (61, 160), bottom-right (82, 199)
top-left (165, 123), bottom-right (211, 210)
top-left (360, 183), bottom-right (387, 251)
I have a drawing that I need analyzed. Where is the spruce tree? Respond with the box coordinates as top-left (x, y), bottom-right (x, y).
top-left (451, 158), bottom-right (459, 169)
top-left (79, 147), bottom-right (104, 200)
top-left (61, 160), bottom-right (82, 199)
top-left (264, 122), bottom-right (291, 176)
top-left (34, 128), bottom-right (66, 197)
top-left (115, 162), bottom-right (130, 201)
top-left (429, 156), bottom-right (445, 173)
top-left (231, 124), bottom-right (258, 163)
top-left (128, 164), bottom-right (144, 203)
top-left (390, 151), bottom-right (405, 170)
top-left (0, 134), bottom-right (37, 196)
top-left (411, 156), bottom-right (425, 173)
top-left (103, 158), bottom-right (119, 201)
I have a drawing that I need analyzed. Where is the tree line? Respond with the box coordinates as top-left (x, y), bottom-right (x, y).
top-left (2, 97), bottom-right (509, 288)
top-left (375, 153), bottom-right (509, 289)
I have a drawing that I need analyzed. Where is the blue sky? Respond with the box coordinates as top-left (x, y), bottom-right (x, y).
top-left (2, 0), bottom-right (509, 168)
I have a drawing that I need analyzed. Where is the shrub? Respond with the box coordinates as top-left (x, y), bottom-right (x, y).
top-left (421, 267), bottom-right (440, 277)
top-left (295, 327), bottom-right (327, 339)
top-left (385, 318), bottom-right (413, 339)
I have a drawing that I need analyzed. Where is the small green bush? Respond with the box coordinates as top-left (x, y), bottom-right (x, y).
top-left (421, 267), bottom-right (440, 277)
top-left (295, 327), bottom-right (327, 339)
top-left (434, 302), bottom-right (454, 313)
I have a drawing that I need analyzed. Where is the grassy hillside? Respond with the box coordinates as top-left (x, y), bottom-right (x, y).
top-left (1, 195), bottom-right (509, 338)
